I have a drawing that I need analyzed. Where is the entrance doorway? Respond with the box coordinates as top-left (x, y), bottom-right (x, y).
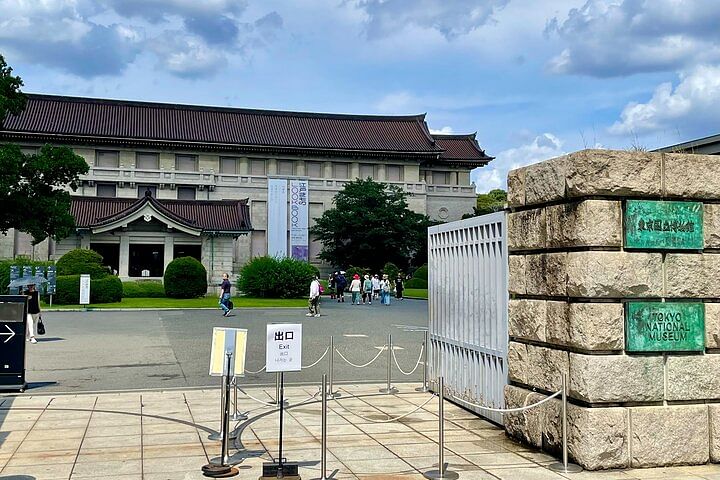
top-left (129, 244), bottom-right (164, 277)
top-left (90, 243), bottom-right (120, 275)
top-left (173, 244), bottom-right (201, 262)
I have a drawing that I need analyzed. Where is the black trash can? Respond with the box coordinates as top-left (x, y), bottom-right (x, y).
top-left (0, 295), bottom-right (28, 392)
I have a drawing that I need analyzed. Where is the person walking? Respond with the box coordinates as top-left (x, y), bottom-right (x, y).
top-left (380, 274), bottom-right (391, 306)
top-left (349, 274), bottom-right (362, 305)
top-left (362, 274), bottom-right (373, 305)
top-left (218, 273), bottom-right (233, 317)
top-left (306, 275), bottom-right (321, 317)
top-left (372, 274), bottom-right (381, 300)
top-left (395, 275), bottom-right (405, 300)
top-left (25, 283), bottom-right (41, 344)
top-left (329, 273), bottom-right (336, 300)
top-left (335, 271), bottom-right (347, 302)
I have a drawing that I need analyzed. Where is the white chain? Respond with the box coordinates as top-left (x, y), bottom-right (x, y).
top-left (391, 343), bottom-right (424, 376)
top-left (334, 345), bottom-right (387, 368)
top-left (244, 365), bottom-right (266, 375)
top-left (332, 388), bottom-right (435, 423)
top-left (449, 389), bottom-right (561, 413)
top-left (237, 389), bottom-right (277, 406)
top-left (302, 346), bottom-right (330, 369)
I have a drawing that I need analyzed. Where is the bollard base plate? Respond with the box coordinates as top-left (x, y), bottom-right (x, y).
top-left (379, 387), bottom-right (398, 394)
top-left (202, 464), bottom-right (239, 477)
top-left (548, 462), bottom-right (582, 473)
top-left (230, 413), bottom-right (249, 421)
top-left (208, 431), bottom-right (238, 441)
top-left (415, 386), bottom-right (429, 392)
top-left (261, 462), bottom-right (300, 478)
top-left (423, 467), bottom-right (459, 479)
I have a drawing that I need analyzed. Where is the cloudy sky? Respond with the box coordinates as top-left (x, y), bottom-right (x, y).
top-left (2, 0), bottom-right (719, 192)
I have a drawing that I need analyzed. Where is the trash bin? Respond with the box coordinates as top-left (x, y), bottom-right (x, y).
top-left (0, 295), bottom-right (28, 392)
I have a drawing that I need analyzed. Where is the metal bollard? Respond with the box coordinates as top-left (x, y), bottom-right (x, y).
top-left (549, 373), bottom-right (582, 473)
top-left (275, 372), bottom-right (281, 405)
top-left (221, 352), bottom-right (232, 466)
top-left (423, 376), bottom-right (457, 479)
top-left (319, 374), bottom-right (328, 480)
top-left (328, 336), bottom-right (336, 397)
top-left (209, 374), bottom-right (237, 441)
top-left (379, 333), bottom-right (398, 394)
top-left (230, 377), bottom-right (248, 422)
top-left (416, 329), bottom-right (429, 392)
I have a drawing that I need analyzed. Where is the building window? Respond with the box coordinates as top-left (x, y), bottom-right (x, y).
top-left (129, 244), bottom-right (164, 277)
top-left (387, 165), bottom-right (404, 182)
top-left (96, 150), bottom-right (120, 168)
top-left (20, 146), bottom-right (37, 156)
top-left (136, 152), bottom-right (159, 170)
top-left (333, 163), bottom-right (349, 179)
top-left (175, 154), bottom-right (198, 171)
top-left (220, 156), bottom-right (238, 174)
top-left (138, 185), bottom-right (158, 197)
top-left (432, 171), bottom-right (450, 185)
top-left (359, 164), bottom-right (377, 179)
top-left (96, 183), bottom-right (117, 197)
top-left (277, 160), bottom-right (294, 175)
top-left (306, 162), bottom-right (322, 178)
top-left (251, 159), bottom-right (266, 175)
top-left (177, 186), bottom-right (196, 200)
top-left (173, 244), bottom-right (201, 262)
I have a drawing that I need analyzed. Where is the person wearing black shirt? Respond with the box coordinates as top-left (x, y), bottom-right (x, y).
top-left (25, 283), bottom-right (41, 344)
top-left (218, 273), bottom-right (233, 317)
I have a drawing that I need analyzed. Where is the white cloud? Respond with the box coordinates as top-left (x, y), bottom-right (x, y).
top-left (472, 133), bottom-right (564, 192)
top-left (151, 32), bottom-right (227, 78)
top-left (546, 0), bottom-right (720, 77)
top-left (430, 126), bottom-right (454, 135)
top-left (610, 64), bottom-right (720, 135)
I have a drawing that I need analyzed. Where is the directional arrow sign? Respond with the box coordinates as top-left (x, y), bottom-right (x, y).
top-left (1, 324), bottom-right (16, 344)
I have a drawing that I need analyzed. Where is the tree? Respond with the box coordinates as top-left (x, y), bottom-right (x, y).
top-left (0, 55), bottom-right (89, 244)
top-left (462, 189), bottom-right (507, 218)
top-left (310, 178), bottom-right (433, 272)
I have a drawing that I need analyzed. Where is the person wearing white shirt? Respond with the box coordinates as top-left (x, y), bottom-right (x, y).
top-left (306, 276), bottom-right (321, 317)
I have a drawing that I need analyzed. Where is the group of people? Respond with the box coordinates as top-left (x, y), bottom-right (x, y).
top-left (328, 271), bottom-right (404, 305)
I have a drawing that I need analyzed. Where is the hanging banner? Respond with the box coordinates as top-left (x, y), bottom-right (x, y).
top-left (289, 179), bottom-right (309, 261)
top-left (267, 178), bottom-right (288, 258)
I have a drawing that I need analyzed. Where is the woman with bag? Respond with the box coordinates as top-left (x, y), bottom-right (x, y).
top-left (25, 283), bottom-right (43, 344)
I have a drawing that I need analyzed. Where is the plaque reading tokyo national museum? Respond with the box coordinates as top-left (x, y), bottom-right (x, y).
top-left (625, 200), bottom-right (703, 249)
top-left (626, 302), bottom-right (705, 352)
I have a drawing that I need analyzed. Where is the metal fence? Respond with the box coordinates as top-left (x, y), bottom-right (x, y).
top-left (428, 211), bottom-right (508, 424)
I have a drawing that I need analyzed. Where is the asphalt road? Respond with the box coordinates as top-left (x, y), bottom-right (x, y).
top-left (22, 297), bottom-right (428, 393)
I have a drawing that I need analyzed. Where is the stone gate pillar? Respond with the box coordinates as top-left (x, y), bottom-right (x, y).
top-left (505, 149), bottom-right (720, 470)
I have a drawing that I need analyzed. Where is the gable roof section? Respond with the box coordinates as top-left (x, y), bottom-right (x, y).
top-left (71, 194), bottom-right (252, 234)
top-left (2, 94), bottom-right (443, 158)
top-left (431, 134), bottom-right (494, 167)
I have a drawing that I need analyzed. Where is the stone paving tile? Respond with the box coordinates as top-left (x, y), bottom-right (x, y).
top-left (80, 433), bottom-right (141, 449)
top-left (75, 446), bottom-right (142, 463)
top-left (70, 458), bottom-right (143, 477)
top-left (2, 463), bottom-right (74, 479)
top-left (4, 448), bottom-right (77, 467)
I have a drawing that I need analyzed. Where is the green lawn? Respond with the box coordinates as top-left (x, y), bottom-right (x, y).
top-left (404, 288), bottom-right (428, 299)
top-left (43, 296), bottom-right (307, 309)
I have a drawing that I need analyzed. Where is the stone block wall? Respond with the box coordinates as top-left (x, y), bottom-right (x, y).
top-left (505, 149), bottom-right (720, 469)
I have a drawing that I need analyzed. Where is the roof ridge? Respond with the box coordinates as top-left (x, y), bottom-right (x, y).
top-left (23, 93), bottom-right (427, 122)
top-left (432, 133), bottom-right (477, 139)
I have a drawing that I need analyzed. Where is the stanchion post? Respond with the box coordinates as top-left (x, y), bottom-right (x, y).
top-left (221, 351), bottom-right (232, 466)
top-left (416, 329), bottom-right (429, 392)
top-left (275, 372), bottom-right (281, 405)
top-left (423, 376), bottom-right (457, 479)
top-left (320, 374), bottom-right (328, 480)
top-left (230, 377), bottom-right (248, 422)
top-left (328, 335), bottom-right (335, 397)
top-left (380, 333), bottom-right (397, 394)
top-left (549, 372), bottom-right (582, 473)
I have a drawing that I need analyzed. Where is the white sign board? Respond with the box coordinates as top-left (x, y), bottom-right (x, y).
top-left (209, 327), bottom-right (248, 377)
top-left (267, 178), bottom-right (288, 258)
top-left (79, 274), bottom-right (91, 305)
top-left (266, 323), bottom-right (302, 372)
top-left (289, 179), bottom-right (309, 261)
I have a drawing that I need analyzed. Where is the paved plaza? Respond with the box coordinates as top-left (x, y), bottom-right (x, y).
top-left (27, 299), bottom-right (427, 393)
top-left (3, 382), bottom-right (720, 480)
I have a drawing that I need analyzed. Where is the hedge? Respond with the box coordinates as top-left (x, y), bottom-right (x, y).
top-left (405, 264), bottom-right (428, 288)
top-left (122, 280), bottom-right (165, 298)
top-left (164, 257), bottom-right (207, 298)
top-left (0, 257), bottom-right (54, 295)
top-left (54, 274), bottom-right (123, 304)
top-left (238, 256), bottom-right (318, 298)
top-left (56, 249), bottom-right (109, 279)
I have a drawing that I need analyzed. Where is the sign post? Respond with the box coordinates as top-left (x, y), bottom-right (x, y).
top-left (47, 266), bottom-right (56, 307)
top-left (79, 274), bottom-right (91, 305)
top-left (263, 323), bottom-right (302, 479)
top-left (0, 296), bottom-right (28, 392)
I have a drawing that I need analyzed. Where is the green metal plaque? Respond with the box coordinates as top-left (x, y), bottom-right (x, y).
top-left (625, 200), bottom-right (703, 249)
top-left (626, 302), bottom-right (705, 352)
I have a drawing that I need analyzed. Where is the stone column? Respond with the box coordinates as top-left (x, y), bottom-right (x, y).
top-left (505, 149), bottom-right (720, 470)
top-left (119, 235), bottom-right (130, 278)
top-left (163, 236), bottom-right (174, 276)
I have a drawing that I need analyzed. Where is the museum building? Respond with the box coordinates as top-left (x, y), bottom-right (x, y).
top-left (0, 94), bottom-right (492, 283)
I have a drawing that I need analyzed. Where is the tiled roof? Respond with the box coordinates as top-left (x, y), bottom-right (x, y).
top-left (70, 195), bottom-right (252, 232)
top-left (434, 134), bottom-right (493, 166)
top-left (2, 94), bottom-right (442, 157)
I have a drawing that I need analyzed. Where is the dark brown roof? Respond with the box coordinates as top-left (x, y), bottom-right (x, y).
top-left (71, 195), bottom-right (252, 233)
top-left (433, 134), bottom-right (493, 167)
top-left (2, 94), bottom-right (442, 158)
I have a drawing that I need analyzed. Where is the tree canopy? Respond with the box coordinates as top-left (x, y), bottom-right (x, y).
top-left (310, 178), bottom-right (433, 272)
top-left (463, 189), bottom-right (507, 218)
top-left (0, 54), bottom-right (89, 244)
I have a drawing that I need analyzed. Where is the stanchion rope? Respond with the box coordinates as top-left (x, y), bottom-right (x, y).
top-left (302, 346), bottom-right (330, 369)
top-left (391, 343), bottom-right (424, 376)
top-left (334, 344), bottom-right (387, 368)
top-left (244, 365), bottom-right (266, 375)
top-left (332, 387), bottom-right (435, 423)
top-left (449, 389), bottom-right (561, 413)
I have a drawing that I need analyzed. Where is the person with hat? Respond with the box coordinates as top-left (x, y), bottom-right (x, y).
top-left (349, 274), bottom-right (362, 305)
top-left (24, 283), bottom-right (41, 344)
top-left (335, 271), bottom-right (347, 302)
top-left (380, 274), bottom-right (392, 306)
top-left (362, 274), bottom-right (373, 305)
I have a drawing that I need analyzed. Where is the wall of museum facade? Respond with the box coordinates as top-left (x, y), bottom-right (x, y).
top-left (505, 149), bottom-right (720, 470)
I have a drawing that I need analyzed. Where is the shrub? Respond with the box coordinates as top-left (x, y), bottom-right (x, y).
top-left (382, 262), bottom-right (400, 280)
top-left (53, 274), bottom-right (123, 304)
top-left (0, 257), bottom-right (54, 295)
top-left (345, 266), bottom-right (369, 279)
top-left (411, 264), bottom-right (428, 281)
top-left (404, 278), bottom-right (428, 289)
top-left (122, 280), bottom-right (166, 298)
top-left (238, 256), bottom-right (318, 298)
top-left (164, 256), bottom-right (207, 298)
top-left (91, 276), bottom-right (123, 303)
top-left (56, 249), bottom-right (109, 279)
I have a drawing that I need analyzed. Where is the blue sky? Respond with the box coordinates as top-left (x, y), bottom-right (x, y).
top-left (2, 0), bottom-right (719, 192)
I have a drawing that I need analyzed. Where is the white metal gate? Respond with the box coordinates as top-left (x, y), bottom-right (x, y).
top-left (428, 211), bottom-right (508, 424)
